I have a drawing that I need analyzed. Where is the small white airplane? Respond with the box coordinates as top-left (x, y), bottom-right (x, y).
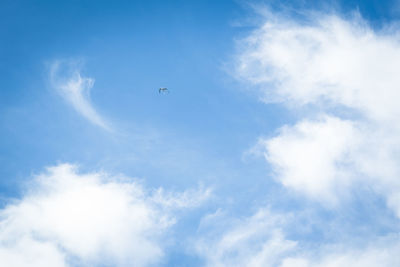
top-left (159, 87), bottom-right (169, 93)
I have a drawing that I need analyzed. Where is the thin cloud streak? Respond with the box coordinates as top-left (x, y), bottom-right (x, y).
top-left (49, 60), bottom-right (111, 131)
top-left (195, 208), bottom-right (400, 267)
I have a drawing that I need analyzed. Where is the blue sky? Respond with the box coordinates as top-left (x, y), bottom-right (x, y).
top-left (1, 0), bottom-right (400, 266)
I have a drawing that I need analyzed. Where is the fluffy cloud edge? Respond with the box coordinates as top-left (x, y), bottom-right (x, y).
top-left (234, 8), bottom-right (400, 216)
top-left (0, 163), bottom-right (211, 267)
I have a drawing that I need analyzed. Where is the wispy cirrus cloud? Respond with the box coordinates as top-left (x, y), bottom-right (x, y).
top-left (195, 208), bottom-right (400, 267)
top-left (196, 209), bottom-right (296, 267)
top-left (49, 60), bottom-right (111, 131)
top-left (0, 164), bottom-right (210, 267)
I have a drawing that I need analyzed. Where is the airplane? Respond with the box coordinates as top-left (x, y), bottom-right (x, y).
top-left (159, 87), bottom-right (169, 93)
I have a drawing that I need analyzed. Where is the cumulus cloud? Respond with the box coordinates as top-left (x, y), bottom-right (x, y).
top-left (262, 114), bottom-right (400, 208)
top-left (0, 164), bottom-right (209, 267)
top-left (196, 209), bottom-right (400, 267)
top-left (235, 12), bottom-right (400, 122)
top-left (262, 115), bottom-right (360, 204)
top-left (49, 60), bottom-right (111, 130)
top-left (235, 10), bottom-right (400, 213)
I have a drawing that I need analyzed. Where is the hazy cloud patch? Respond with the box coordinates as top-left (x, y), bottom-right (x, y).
top-left (195, 208), bottom-right (400, 267)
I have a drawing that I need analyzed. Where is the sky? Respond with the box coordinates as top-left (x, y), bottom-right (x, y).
top-left (1, 0), bottom-right (400, 266)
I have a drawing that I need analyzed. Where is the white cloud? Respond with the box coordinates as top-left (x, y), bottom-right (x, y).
top-left (196, 209), bottom-right (296, 267)
top-left (0, 164), bottom-right (209, 267)
top-left (0, 237), bottom-right (67, 267)
top-left (282, 237), bottom-right (400, 267)
top-left (235, 13), bottom-right (400, 122)
top-left (49, 60), bottom-right (111, 130)
top-left (152, 185), bottom-right (213, 208)
top-left (196, 209), bottom-right (400, 267)
top-left (259, 113), bottom-right (400, 211)
top-left (261, 115), bottom-right (361, 204)
top-left (235, 10), bottom-right (400, 213)
top-left (206, 9), bottom-right (400, 267)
